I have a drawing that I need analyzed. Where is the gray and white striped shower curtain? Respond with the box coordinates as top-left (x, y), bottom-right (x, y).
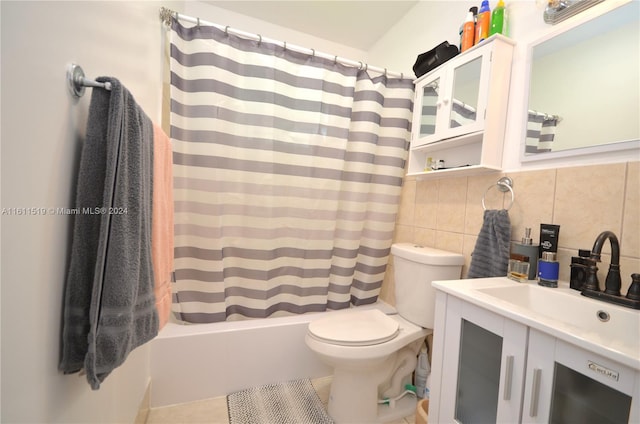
top-left (168, 18), bottom-right (414, 323)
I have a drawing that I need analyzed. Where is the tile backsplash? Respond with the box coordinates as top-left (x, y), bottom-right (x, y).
top-left (380, 161), bottom-right (640, 305)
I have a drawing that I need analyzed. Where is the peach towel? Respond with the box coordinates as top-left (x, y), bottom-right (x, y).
top-left (152, 123), bottom-right (174, 330)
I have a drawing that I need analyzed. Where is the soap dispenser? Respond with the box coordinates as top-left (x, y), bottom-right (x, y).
top-left (511, 227), bottom-right (538, 280)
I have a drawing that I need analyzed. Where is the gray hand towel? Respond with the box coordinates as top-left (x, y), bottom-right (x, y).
top-left (60, 77), bottom-right (158, 389)
top-left (467, 209), bottom-right (511, 278)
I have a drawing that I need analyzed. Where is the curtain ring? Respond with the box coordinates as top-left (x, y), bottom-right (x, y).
top-left (225, 25), bottom-right (230, 35)
top-left (334, 55), bottom-right (338, 64)
top-left (363, 63), bottom-right (368, 72)
top-left (358, 61), bottom-right (363, 70)
top-left (311, 48), bottom-right (315, 57)
top-left (196, 18), bottom-right (200, 30)
top-left (258, 34), bottom-right (262, 44)
top-left (283, 41), bottom-right (287, 51)
top-left (401, 73), bottom-right (404, 79)
top-left (384, 68), bottom-right (388, 77)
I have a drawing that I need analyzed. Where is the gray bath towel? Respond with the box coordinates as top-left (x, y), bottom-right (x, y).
top-left (467, 209), bottom-right (511, 278)
top-left (60, 77), bottom-right (158, 389)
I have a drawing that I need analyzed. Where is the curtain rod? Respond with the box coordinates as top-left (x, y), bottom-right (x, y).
top-left (528, 109), bottom-right (562, 122)
top-left (159, 7), bottom-right (407, 80)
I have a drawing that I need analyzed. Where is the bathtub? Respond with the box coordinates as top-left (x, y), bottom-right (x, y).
top-left (149, 301), bottom-right (396, 407)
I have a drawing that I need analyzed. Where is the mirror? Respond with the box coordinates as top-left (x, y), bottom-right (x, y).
top-left (524, 1), bottom-right (639, 157)
top-left (420, 78), bottom-right (440, 138)
top-left (450, 57), bottom-right (481, 129)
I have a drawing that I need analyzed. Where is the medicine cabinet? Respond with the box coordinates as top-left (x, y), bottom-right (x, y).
top-left (407, 35), bottom-right (514, 178)
top-left (430, 293), bottom-right (640, 423)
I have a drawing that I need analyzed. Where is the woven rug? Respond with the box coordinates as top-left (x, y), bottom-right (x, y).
top-left (227, 378), bottom-right (333, 424)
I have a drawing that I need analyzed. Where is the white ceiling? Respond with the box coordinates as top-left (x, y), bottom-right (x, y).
top-left (204, 1), bottom-right (420, 50)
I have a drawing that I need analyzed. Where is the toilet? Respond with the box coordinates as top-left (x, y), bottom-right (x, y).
top-left (305, 243), bottom-right (464, 423)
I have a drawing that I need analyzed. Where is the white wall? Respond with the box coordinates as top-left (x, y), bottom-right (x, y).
top-left (0, 1), bottom-right (180, 422)
top-left (184, 1), bottom-right (370, 62)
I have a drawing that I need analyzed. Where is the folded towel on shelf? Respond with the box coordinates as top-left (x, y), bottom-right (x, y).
top-left (152, 123), bottom-right (174, 330)
top-left (467, 209), bottom-right (511, 278)
top-left (60, 77), bottom-right (158, 389)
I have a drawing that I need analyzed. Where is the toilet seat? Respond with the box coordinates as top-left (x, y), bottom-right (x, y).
top-left (307, 309), bottom-right (400, 346)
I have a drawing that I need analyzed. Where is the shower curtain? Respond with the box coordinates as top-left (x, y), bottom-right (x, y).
top-left (168, 18), bottom-right (414, 323)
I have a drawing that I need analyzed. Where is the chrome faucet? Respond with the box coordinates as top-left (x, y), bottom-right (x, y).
top-left (582, 231), bottom-right (640, 309)
top-left (583, 230), bottom-right (621, 295)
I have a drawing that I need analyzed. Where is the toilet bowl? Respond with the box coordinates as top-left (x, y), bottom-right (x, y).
top-left (306, 308), bottom-right (428, 423)
top-left (305, 243), bottom-right (464, 423)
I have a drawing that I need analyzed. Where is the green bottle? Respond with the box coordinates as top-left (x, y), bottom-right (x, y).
top-left (490, 0), bottom-right (505, 36)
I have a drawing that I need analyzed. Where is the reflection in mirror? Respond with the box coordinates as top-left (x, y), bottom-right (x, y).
top-left (525, 1), bottom-right (639, 156)
top-left (450, 57), bottom-right (482, 129)
top-left (420, 78), bottom-right (440, 137)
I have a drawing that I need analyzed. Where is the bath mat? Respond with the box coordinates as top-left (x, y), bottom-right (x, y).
top-left (227, 378), bottom-right (333, 424)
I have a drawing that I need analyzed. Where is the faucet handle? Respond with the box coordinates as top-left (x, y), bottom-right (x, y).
top-left (582, 258), bottom-right (600, 292)
top-left (626, 273), bottom-right (640, 301)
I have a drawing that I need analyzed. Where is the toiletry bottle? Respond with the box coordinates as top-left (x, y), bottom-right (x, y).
top-left (489, 0), bottom-right (505, 36)
top-left (461, 9), bottom-right (476, 52)
top-left (414, 344), bottom-right (429, 399)
top-left (476, 0), bottom-right (491, 44)
top-left (425, 157), bottom-right (434, 172)
top-left (539, 223), bottom-right (560, 258)
top-left (569, 249), bottom-right (591, 290)
top-left (508, 254), bottom-right (530, 283)
top-left (538, 251), bottom-right (559, 288)
top-left (511, 227), bottom-right (539, 280)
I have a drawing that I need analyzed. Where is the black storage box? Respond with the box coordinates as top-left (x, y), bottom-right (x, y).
top-left (413, 42), bottom-right (460, 78)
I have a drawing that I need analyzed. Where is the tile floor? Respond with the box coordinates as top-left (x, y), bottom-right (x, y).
top-left (146, 376), bottom-right (417, 424)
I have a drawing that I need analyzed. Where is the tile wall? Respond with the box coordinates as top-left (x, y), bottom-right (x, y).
top-left (380, 161), bottom-right (640, 304)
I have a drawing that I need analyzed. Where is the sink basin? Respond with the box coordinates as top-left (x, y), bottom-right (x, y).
top-left (476, 284), bottom-right (640, 361)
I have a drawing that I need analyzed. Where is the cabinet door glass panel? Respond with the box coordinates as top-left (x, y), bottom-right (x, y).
top-left (550, 363), bottom-right (631, 424)
top-left (449, 56), bottom-right (482, 129)
top-left (455, 319), bottom-right (503, 423)
top-left (419, 78), bottom-right (440, 137)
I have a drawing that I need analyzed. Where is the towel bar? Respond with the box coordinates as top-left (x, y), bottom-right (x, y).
top-left (67, 63), bottom-right (111, 98)
top-left (482, 176), bottom-right (514, 211)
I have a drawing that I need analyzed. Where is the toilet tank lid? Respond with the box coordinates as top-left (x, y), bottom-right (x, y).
top-left (391, 243), bottom-right (465, 266)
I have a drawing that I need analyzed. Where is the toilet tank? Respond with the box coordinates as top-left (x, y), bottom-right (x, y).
top-left (391, 243), bottom-right (464, 328)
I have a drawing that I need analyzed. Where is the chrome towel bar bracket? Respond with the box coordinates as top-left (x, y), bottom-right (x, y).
top-left (67, 63), bottom-right (111, 98)
top-left (482, 176), bottom-right (514, 210)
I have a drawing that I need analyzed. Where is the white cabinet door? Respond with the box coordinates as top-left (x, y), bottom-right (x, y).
top-left (438, 45), bottom-right (490, 141)
top-left (523, 329), bottom-right (640, 424)
top-left (411, 69), bottom-right (447, 149)
top-left (411, 45), bottom-right (489, 149)
top-left (432, 296), bottom-right (528, 424)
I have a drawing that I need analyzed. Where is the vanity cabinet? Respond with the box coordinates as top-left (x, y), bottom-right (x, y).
top-left (523, 329), bottom-right (638, 424)
top-left (432, 294), bottom-right (528, 423)
top-left (430, 292), bottom-right (640, 424)
top-left (407, 35), bottom-right (514, 178)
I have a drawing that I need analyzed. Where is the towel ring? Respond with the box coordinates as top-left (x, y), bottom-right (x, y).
top-left (482, 177), bottom-right (514, 211)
